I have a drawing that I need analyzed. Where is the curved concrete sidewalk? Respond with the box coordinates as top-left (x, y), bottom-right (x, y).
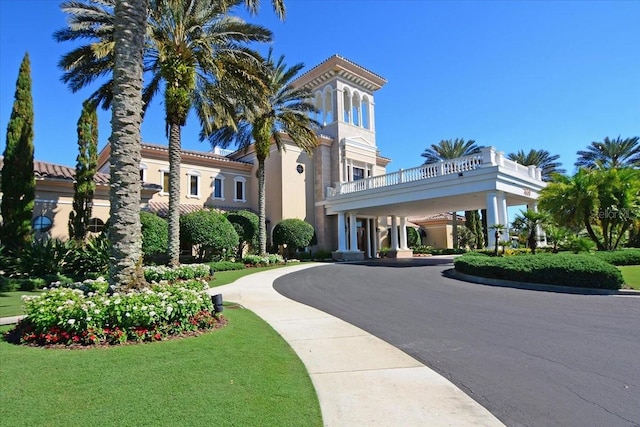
top-left (211, 263), bottom-right (504, 427)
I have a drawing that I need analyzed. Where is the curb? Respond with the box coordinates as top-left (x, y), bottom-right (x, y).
top-left (445, 269), bottom-right (640, 296)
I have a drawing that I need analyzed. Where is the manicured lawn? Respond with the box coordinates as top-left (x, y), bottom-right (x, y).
top-left (209, 264), bottom-right (290, 287)
top-left (0, 291), bottom-right (42, 318)
top-left (619, 265), bottom-right (640, 290)
top-left (0, 307), bottom-right (322, 426)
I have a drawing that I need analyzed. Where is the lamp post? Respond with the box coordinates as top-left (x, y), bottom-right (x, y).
top-left (283, 243), bottom-right (288, 264)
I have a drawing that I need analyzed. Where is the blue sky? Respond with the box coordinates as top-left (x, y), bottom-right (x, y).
top-left (1, 0), bottom-right (639, 175)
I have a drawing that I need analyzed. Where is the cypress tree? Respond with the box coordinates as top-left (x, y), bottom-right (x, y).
top-left (1, 53), bottom-right (35, 248)
top-left (69, 100), bottom-right (98, 241)
top-left (472, 210), bottom-right (484, 248)
top-left (480, 209), bottom-right (488, 248)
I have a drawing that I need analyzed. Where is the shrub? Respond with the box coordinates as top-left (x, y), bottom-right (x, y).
top-left (64, 236), bottom-right (110, 279)
top-left (454, 253), bottom-right (624, 290)
top-left (140, 211), bottom-right (168, 259)
top-left (180, 210), bottom-right (239, 262)
top-left (593, 249), bottom-right (640, 266)
top-left (5, 280), bottom-right (221, 346)
top-left (208, 261), bottom-right (245, 272)
top-left (272, 219), bottom-right (314, 251)
top-left (15, 238), bottom-right (71, 278)
top-left (242, 254), bottom-right (284, 266)
top-left (226, 210), bottom-right (259, 257)
top-left (143, 263), bottom-right (211, 283)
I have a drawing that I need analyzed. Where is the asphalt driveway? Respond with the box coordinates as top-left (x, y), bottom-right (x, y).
top-left (273, 257), bottom-right (640, 427)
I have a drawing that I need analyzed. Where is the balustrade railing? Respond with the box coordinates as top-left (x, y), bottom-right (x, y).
top-left (329, 147), bottom-right (542, 197)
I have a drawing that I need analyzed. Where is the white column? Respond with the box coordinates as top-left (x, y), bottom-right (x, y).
top-left (529, 202), bottom-right (547, 246)
top-left (349, 213), bottom-right (358, 252)
top-left (485, 192), bottom-right (499, 249)
top-left (497, 192), bottom-right (509, 243)
top-left (373, 217), bottom-right (379, 257)
top-left (365, 218), bottom-right (372, 258)
top-left (399, 217), bottom-right (408, 250)
top-left (337, 212), bottom-right (347, 251)
top-left (390, 216), bottom-right (399, 250)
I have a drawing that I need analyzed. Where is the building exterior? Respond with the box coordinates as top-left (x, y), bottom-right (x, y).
top-left (0, 157), bottom-right (160, 241)
top-left (1, 55), bottom-right (545, 257)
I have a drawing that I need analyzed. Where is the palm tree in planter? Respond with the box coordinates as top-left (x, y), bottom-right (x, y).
top-left (55, 0), bottom-right (275, 266)
top-left (507, 149), bottom-right (566, 181)
top-left (575, 136), bottom-right (640, 170)
top-left (205, 50), bottom-right (319, 254)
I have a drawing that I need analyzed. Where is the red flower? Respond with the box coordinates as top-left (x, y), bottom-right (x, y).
top-left (154, 333), bottom-right (161, 340)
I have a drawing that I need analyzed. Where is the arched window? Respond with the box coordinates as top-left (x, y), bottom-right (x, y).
top-left (352, 92), bottom-right (361, 127)
top-left (314, 92), bottom-right (323, 124)
top-left (343, 89), bottom-right (351, 123)
top-left (323, 86), bottom-right (333, 124)
top-left (361, 95), bottom-right (371, 130)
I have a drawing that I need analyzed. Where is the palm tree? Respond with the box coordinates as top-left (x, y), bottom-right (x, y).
top-left (422, 138), bottom-right (483, 248)
top-left (539, 169), bottom-right (602, 250)
top-left (108, 0), bottom-right (148, 288)
top-left (575, 136), bottom-right (640, 170)
top-left (206, 51), bottom-right (319, 254)
top-left (421, 138), bottom-right (482, 164)
top-left (55, 0), bottom-right (274, 266)
top-left (507, 149), bottom-right (566, 181)
top-left (512, 209), bottom-right (547, 254)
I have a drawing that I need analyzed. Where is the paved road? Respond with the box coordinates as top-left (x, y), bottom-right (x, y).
top-left (273, 258), bottom-right (640, 427)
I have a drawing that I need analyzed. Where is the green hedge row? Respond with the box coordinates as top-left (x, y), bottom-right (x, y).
top-left (454, 253), bottom-right (624, 290)
top-left (593, 249), bottom-right (640, 266)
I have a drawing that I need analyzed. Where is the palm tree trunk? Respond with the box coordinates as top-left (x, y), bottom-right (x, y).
top-left (168, 123), bottom-right (182, 266)
top-left (108, 0), bottom-right (148, 289)
top-left (583, 215), bottom-right (605, 251)
top-left (257, 157), bottom-right (267, 255)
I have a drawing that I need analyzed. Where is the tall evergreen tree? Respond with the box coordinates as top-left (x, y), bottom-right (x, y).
top-left (69, 100), bottom-right (98, 241)
top-left (1, 53), bottom-right (35, 249)
top-left (464, 210), bottom-right (484, 249)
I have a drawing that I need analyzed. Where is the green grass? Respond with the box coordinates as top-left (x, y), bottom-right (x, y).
top-left (0, 291), bottom-right (42, 318)
top-left (0, 307), bottom-right (322, 427)
top-left (619, 265), bottom-right (640, 290)
top-left (208, 264), bottom-right (290, 287)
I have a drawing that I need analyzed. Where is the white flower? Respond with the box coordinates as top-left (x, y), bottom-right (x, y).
top-left (57, 306), bottom-right (64, 312)
top-left (114, 298), bottom-right (121, 305)
top-left (86, 316), bottom-right (92, 321)
top-left (94, 309), bottom-right (100, 314)
top-left (149, 311), bottom-right (156, 317)
top-left (125, 312), bottom-right (131, 317)
top-left (166, 305), bottom-right (173, 314)
top-left (68, 319), bottom-right (76, 325)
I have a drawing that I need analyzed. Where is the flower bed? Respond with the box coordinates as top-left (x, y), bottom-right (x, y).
top-left (5, 276), bottom-right (224, 347)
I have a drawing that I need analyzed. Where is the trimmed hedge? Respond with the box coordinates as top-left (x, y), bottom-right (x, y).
top-left (593, 249), bottom-right (640, 266)
top-left (454, 253), bottom-right (624, 290)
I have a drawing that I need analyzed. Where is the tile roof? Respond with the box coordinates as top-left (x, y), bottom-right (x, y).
top-left (141, 142), bottom-right (253, 166)
top-left (0, 157), bottom-right (110, 185)
top-left (0, 156), bottom-right (161, 191)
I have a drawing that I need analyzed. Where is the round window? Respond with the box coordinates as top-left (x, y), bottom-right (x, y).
top-left (88, 218), bottom-right (105, 233)
top-left (32, 216), bottom-right (53, 233)
top-left (296, 164), bottom-right (304, 174)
